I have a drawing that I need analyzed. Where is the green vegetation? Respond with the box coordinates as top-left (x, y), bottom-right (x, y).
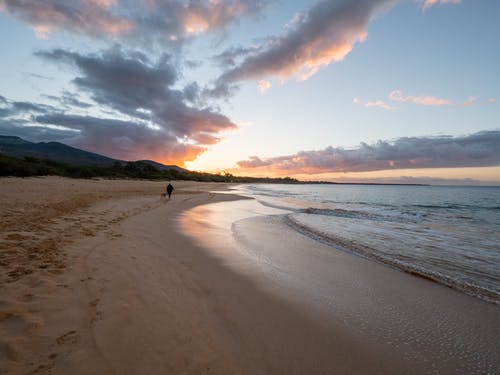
top-left (0, 153), bottom-right (300, 183)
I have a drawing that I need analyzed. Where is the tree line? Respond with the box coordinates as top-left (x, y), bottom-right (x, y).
top-left (0, 153), bottom-right (300, 183)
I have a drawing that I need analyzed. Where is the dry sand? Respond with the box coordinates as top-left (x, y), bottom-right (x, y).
top-left (1, 177), bottom-right (498, 374)
top-left (0, 177), bottom-right (237, 374)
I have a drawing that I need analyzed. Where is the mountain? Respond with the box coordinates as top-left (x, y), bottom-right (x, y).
top-left (0, 135), bottom-right (117, 166)
top-left (0, 135), bottom-right (185, 171)
top-left (0, 135), bottom-right (32, 145)
top-left (138, 160), bottom-right (187, 173)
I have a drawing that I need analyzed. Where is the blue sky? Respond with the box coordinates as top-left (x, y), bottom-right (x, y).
top-left (0, 0), bottom-right (499, 183)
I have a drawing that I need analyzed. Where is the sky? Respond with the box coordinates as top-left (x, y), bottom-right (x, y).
top-left (0, 0), bottom-right (499, 184)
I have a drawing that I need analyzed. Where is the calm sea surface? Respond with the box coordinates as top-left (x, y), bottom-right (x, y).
top-left (237, 184), bottom-right (500, 303)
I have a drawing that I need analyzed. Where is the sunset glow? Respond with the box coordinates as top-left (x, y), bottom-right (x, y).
top-left (0, 0), bottom-right (499, 184)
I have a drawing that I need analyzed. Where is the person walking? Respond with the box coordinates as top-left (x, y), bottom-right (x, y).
top-left (166, 183), bottom-right (174, 200)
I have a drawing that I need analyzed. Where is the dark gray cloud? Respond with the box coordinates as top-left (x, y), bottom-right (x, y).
top-left (237, 131), bottom-right (500, 174)
top-left (1, 0), bottom-right (268, 44)
top-left (1, 45), bottom-right (236, 164)
top-left (36, 46), bottom-right (235, 137)
top-left (0, 96), bottom-right (56, 118)
top-left (34, 113), bottom-right (204, 162)
top-left (42, 91), bottom-right (92, 109)
top-left (212, 45), bottom-right (259, 68)
top-left (36, 46), bottom-right (177, 119)
top-left (0, 118), bottom-right (73, 142)
top-left (211, 0), bottom-right (395, 97)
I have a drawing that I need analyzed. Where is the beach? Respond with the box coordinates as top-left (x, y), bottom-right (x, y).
top-left (1, 177), bottom-right (499, 374)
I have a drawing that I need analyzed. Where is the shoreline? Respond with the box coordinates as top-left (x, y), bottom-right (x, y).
top-left (283, 213), bottom-right (500, 305)
top-left (1, 177), bottom-right (499, 374)
top-left (179, 198), bottom-right (500, 374)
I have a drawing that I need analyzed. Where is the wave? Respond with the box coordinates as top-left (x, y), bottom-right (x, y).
top-left (412, 203), bottom-right (500, 210)
top-left (255, 199), bottom-right (424, 225)
top-left (300, 206), bottom-right (426, 224)
top-left (284, 214), bottom-right (500, 305)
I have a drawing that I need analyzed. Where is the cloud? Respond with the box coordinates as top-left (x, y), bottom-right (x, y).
top-left (420, 0), bottom-right (461, 11)
top-left (257, 80), bottom-right (271, 93)
top-left (212, 45), bottom-right (260, 68)
top-left (167, 0), bottom-right (267, 36)
top-left (237, 156), bottom-right (272, 168)
top-left (1, 0), bottom-right (267, 43)
top-left (365, 100), bottom-right (397, 110)
top-left (462, 96), bottom-right (477, 107)
top-left (1, 0), bottom-right (133, 38)
top-left (488, 98), bottom-right (496, 104)
top-left (0, 96), bottom-right (56, 118)
top-left (0, 98), bottom-right (208, 163)
top-left (37, 46), bottom-right (235, 137)
top-left (34, 113), bottom-right (204, 162)
top-left (211, 0), bottom-right (395, 96)
top-left (27, 72), bottom-right (54, 81)
top-left (237, 131), bottom-right (500, 174)
top-left (1, 46), bottom-right (237, 165)
top-left (389, 90), bottom-right (453, 106)
top-left (42, 91), bottom-right (92, 109)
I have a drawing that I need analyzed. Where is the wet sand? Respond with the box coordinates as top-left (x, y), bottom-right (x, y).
top-left (1, 177), bottom-right (499, 374)
top-left (181, 199), bottom-right (500, 374)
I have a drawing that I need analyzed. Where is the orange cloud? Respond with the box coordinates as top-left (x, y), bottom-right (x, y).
top-left (8, 46), bottom-right (238, 166)
top-left (212, 0), bottom-right (396, 95)
top-left (257, 80), bottom-right (271, 93)
top-left (183, 0), bottom-right (253, 34)
top-left (421, 0), bottom-right (461, 11)
top-left (365, 100), bottom-right (398, 110)
top-left (462, 96), bottom-right (477, 107)
top-left (237, 131), bottom-right (500, 175)
top-left (2, 0), bottom-right (265, 42)
top-left (2, 0), bottom-right (133, 38)
top-left (389, 90), bottom-right (452, 106)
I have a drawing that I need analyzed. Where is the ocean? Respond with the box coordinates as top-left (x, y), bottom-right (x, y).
top-left (236, 184), bottom-right (500, 304)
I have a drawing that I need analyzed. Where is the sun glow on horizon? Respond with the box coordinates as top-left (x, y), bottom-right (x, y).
top-left (183, 151), bottom-right (500, 185)
top-left (0, 0), bottom-right (498, 183)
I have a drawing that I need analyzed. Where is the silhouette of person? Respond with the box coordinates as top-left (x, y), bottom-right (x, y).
top-left (166, 183), bottom-right (174, 200)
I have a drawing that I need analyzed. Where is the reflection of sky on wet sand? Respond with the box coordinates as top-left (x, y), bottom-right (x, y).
top-left (177, 195), bottom-right (500, 373)
top-left (177, 198), bottom-right (287, 262)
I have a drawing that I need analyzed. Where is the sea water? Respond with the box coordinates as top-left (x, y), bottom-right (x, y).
top-left (236, 184), bottom-right (500, 304)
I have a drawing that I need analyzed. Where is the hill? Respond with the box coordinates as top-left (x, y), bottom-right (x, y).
top-left (138, 160), bottom-right (188, 173)
top-left (0, 135), bottom-right (185, 172)
top-left (0, 152), bottom-right (300, 183)
top-left (0, 135), bottom-right (117, 166)
top-left (0, 135), bottom-right (304, 183)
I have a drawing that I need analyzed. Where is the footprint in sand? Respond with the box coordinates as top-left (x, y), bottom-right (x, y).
top-left (0, 340), bottom-right (22, 361)
top-left (22, 293), bottom-right (36, 301)
top-left (89, 299), bottom-right (103, 324)
top-left (0, 311), bottom-right (42, 335)
top-left (56, 330), bottom-right (78, 345)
